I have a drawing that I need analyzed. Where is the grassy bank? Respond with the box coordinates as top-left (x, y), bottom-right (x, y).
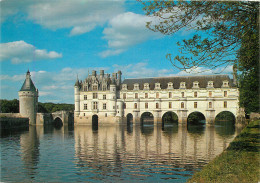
top-left (188, 120), bottom-right (260, 183)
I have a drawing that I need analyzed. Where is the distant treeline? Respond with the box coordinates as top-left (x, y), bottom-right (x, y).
top-left (0, 99), bottom-right (74, 113)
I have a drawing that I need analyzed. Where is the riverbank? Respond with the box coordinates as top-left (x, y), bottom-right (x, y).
top-left (188, 120), bottom-right (260, 183)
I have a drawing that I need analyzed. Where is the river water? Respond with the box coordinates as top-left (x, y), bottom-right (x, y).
top-left (1, 123), bottom-right (240, 182)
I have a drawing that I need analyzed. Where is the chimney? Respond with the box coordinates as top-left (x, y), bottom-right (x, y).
top-left (100, 70), bottom-right (104, 77)
top-left (117, 70), bottom-right (122, 86)
top-left (92, 70), bottom-right (96, 77)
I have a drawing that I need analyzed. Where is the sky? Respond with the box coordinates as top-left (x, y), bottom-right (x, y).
top-left (0, 0), bottom-right (233, 104)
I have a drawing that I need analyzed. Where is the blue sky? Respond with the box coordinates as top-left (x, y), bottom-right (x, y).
top-left (0, 0), bottom-right (233, 104)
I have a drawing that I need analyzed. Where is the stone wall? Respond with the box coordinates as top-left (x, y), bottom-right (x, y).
top-left (0, 114), bottom-right (29, 131)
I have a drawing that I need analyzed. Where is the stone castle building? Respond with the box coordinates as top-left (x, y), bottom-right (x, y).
top-left (74, 69), bottom-right (243, 126)
top-left (18, 70), bottom-right (39, 125)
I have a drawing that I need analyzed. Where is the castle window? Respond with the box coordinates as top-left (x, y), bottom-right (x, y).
top-left (144, 83), bottom-right (150, 90)
top-left (209, 91), bottom-right (212, 97)
top-left (169, 92), bottom-right (172, 98)
top-left (84, 104), bottom-right (87, 110)
top-left (105, 113), bottom-right (107, 117)
top-left (222, 80), bottom-right (229, 88)
top-left (181, 102), bottom-right (184, 109)
top-left (194, 102), bottom-right (197, 108)
top-left (194, 92), bottom-right (197, 97)
top-left (156, 103), bottom-right (159, 109)
top-left (103, 95), bottom-right (106, 100)
top-left (155, 83), bottom-right (161, 90)
top-left (181, 92), bottom-right (185, 98)
top-left (207, 81), bottom-right (214, 88)
top-left (209, 102), bottom-right (212, 108)
top-left (192, 81), bottom-right (199, 88)
top-left (93, 102), bottom-right (98, 109)
top-left (123, 103), bottom-right (126, 109)
top-left (224, 91), bottom-right (227, 97)
top-left (93, 85), bottom-right (98, 91)
top-left (103, 103), bottom-right (106, 110)
top-left (145, 93), bottom-right (148, 98)
top-left (180, 82), bottom-right (186, 89)
top-left (145, 103), bottom-right (148, 109)
top-left (134, 83), bottom-right (139, 90)
top-left (224, 101), bottom-right (227, 108)
top-left (135, 93), bottom-right (138, 99)
top-left (84, 95), bottom-right (87, 100)
top-left (84, 86), bottom-right (88, 91)
top-left (93, 93), bottom-right (98, 99)
top-left (169, 102), bottom-right (172, 108)
top-left (156, 92), bottom-right (159, 98)
top-left (123, 93), bottom-right (126, 99)
top-left (122, 84), bottom-right (127, 90)
top-left (167, 82), bottom-right (173, 89)
top-left (134, 103), bottom-right (137, 109)
top-left (84, 113), bottom-right (85, 116)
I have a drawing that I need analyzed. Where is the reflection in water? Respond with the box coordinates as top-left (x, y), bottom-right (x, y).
top-left (1, 123), bottom-right (238, 182)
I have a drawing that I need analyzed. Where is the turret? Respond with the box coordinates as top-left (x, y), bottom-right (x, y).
top-left (74, 75), bottom-right (80, 117)
top-left (18, 70), bottom-right (38, 125)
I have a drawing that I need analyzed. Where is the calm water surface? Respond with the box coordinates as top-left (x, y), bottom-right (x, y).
top-left (1, 123), bottom-right (241, 182)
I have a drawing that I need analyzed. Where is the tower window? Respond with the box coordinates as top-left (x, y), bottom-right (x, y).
top-left (84, 95), bottom-right (87, 100)
top-left (84, 104), bottom-right (87, 110)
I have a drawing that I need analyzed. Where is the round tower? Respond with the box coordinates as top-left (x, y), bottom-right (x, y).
top-left (18, 70), bottom-right (38, 125)
top-left (74, 76), bottom-right (80, 117)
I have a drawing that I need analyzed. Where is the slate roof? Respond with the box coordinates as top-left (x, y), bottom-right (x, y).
top-left (20, 78), bottom-right (37, 91)
top-left (122, 75), bottom-right (234, 90)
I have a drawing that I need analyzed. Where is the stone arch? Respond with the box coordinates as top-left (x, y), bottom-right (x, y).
top-left (140, 112), bottom-right (154, 125)
top-left (187, 111), bottom-right (206, 125)
top-left (53, 117), bottom-right (63, 128)
top-left (162, 111), bottom-right (178, 125)
top-left (92, 114), bottom-right (98, 129)
top-left (126, 113), bottom-right (133, 125)
top-left (215, 111), bottom-right (236, 124)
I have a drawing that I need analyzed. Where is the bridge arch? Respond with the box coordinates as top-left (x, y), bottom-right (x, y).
top-left (92, 114), bottom-right (98, 127)
top-left (187, 111), bottom-right (206, 125)
top-left (215, 111), bottom-right (236, 124)
top-left (141, 112), bottom-right (154, 125)
top-left (126, 113), bottom-right (133, 125)
top-left (53, 117), bottom-right (63, 128)
top-left (162, 111), bottom-right (178, 125)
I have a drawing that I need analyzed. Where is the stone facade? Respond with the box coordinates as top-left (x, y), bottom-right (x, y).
top-left (74, 70), bottom-right (244, 126)
top-left (18, 70), bottom-right (38, 125)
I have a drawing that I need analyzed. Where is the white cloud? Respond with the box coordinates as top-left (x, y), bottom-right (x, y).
top-left (0, 41), bottom-right (62, 64)
top-left (1, 0), bottom-right (125, 36)
top-left (100, 12), bottom-right (162, 57)
top-left (173, 65), bottom-right (233, 76)
top-left (113, 62), bottom-right (173, 78)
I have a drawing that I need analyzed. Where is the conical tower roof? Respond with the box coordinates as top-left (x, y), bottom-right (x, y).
top-left (20, 70), bottom-right (37, 92)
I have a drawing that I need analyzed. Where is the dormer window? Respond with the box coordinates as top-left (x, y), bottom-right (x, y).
top-left (122, 84), bottom-right (127, 90)
top-left (180, 82), bottom-right (186, 89)
top-left (207, 81), bottom-right (214, 88)
top-left (92, 84), bottom-right (98, 91)
top-left (102, 84), bottom-right (107, 91)
top-left (155, 82), bottom-right (161, 90)
top-left (222, 80), bottom-right (229, 88)
top-left (134, 83), bottom-right (139, 90)
top-left (192, 81), bottom-right (199, 88)
top-left (167, 82), bottom-right (173, 89)
top-left (144, 83), bottom-right (150, 90)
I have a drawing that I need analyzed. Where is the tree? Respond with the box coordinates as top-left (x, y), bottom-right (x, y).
top-left (140, 1), bottom-right (259, 113)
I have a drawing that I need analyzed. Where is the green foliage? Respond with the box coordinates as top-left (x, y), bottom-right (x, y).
top-left (0, 99), bottom-right (74, 113)
top-left (0, 99), bottom-right (19, 113)
top-left (163, 112), bottom-right (178, 123)
top-left (215, 111), bottom-right (235, 122)
top-left (140, 1), bottom-right (259, 114)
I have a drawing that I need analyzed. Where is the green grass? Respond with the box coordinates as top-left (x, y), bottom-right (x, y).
top-left (188, 120), bottom-right (260, 183)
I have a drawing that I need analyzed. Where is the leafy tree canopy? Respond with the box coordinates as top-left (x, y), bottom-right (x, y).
top-left (140, 0), bottom-right (258, 70)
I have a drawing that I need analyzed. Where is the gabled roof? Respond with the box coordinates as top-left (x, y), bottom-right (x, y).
top-left (122, 75), bottom-right (233, 90)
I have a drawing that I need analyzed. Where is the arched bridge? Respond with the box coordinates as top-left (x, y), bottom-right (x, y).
top-left (51, 111), bottom-right (74, 126)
